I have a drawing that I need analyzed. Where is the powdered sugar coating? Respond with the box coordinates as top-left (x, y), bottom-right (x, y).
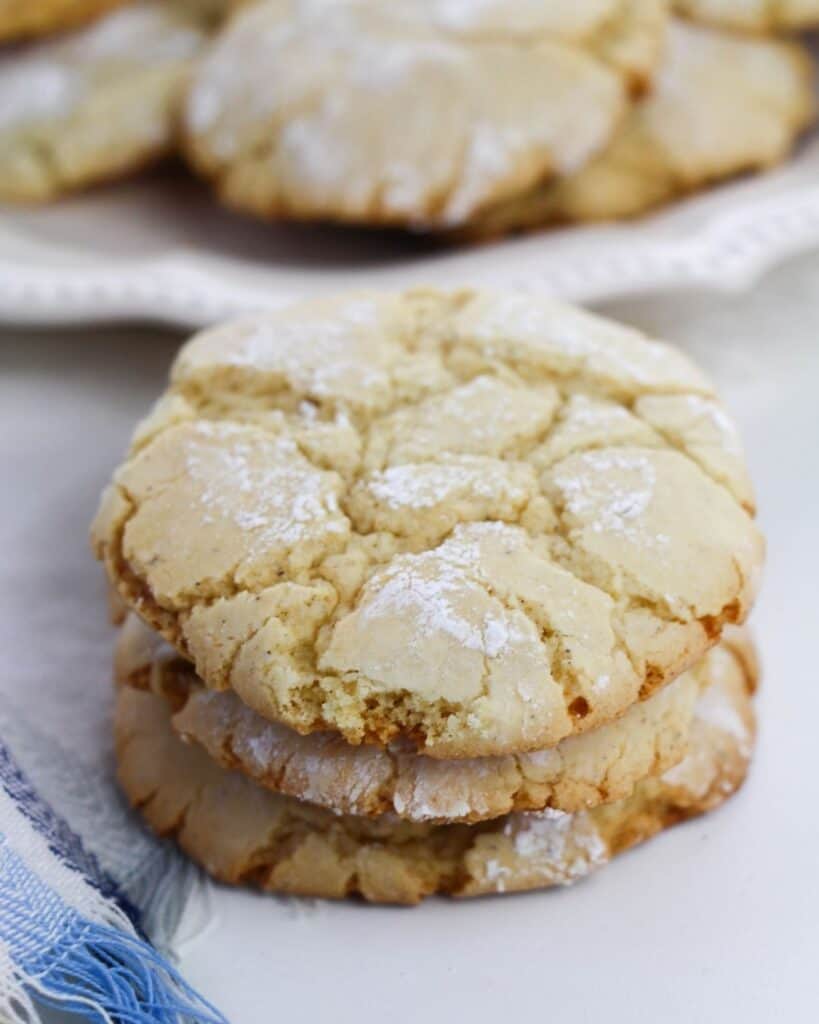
top-left (0, 0), bottom-right (210, 201)
top-left (182, 0), bottom-right (667, 227)
top-left (469, 19), bottom-right (814, 235)
top-left (416, 0), bottom-right (616, 38)
top-left (0, 3), bottom-right (202, 130)
top-left (93, 288), bottom-right (763, 758)
top-left (118, 420), bottom-right (349, 606)
top-left (0, 62), bottom-right (81, 131)
top-left (363, 457), bottom-right (532, 512)
top-left (553, 450), bottom-right (658, 537)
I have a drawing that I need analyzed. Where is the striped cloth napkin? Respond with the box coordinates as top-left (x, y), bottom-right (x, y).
top-left (0, 702), bottom-right (228, 1023)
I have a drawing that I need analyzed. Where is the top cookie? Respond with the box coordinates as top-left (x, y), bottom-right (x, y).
top-left (182, 0), bottom-right (667, 228)
top-left (92, 289), bottom-right (764, 759)
top-left (674, 0), bottom-right (819, 31)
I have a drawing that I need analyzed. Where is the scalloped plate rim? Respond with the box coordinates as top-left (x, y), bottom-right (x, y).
top-left (2, 162), bottom-right (819, 328)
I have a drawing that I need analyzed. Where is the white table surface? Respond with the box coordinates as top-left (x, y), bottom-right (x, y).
top-left (6, 253), bottom-right (819, 1024)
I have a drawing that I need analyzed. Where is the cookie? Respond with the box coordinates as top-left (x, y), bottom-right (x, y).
top-left (92, 290), bottom-right (763, 760)
top-left (468, 21), bottom-right (815, 235)
top-left (0, 0), bottom-right (128, 42)
top-left (115, 612), bottom-right (755, 823)
top-left (674, 0), bottom-right (819, 31)
top-left (182, 0), bottom-right (668, 229)
top-left (0, 1), bottom-right (213, 203)
top-left (114, 646), bottom-right (757, 904)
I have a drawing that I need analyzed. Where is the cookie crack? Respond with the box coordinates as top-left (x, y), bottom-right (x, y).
top-left (97, 292), bottom-right (761, 758)
top-left (627, 399), bottom-right (753, 512)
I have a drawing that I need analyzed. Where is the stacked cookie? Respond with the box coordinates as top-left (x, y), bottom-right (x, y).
top-left (1, 1), bottom-right (816, 231)
top-left (94, 289), bottom-right (765, 903)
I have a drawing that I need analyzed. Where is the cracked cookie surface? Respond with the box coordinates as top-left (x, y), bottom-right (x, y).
top-left (92, 289), bottom-right (764, 759)
top-left (116, 612), bottom-right (755, 824)
top-left (114, 644), bottom-right (756, 904)
top-left (467, 20), bottom-right (815, 235)
top-left (182, 0), bottom-right (667, 228)
top-left (0, 1), bottom-right (217, 202)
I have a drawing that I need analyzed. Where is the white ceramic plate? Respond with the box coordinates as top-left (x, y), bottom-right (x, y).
top-left (3, 128), bottom-right (819, 328)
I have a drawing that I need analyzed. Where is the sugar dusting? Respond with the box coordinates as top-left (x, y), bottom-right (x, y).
top-left (426, 0), bottom-right (615, 40)
top-left (683, 395), bottom-right (744, 456)
top-left (365, 456), bottom-right (531, 510)
top-left (553, 449), bottom-right (661, 540)
top-left (187, 0), bottom-right (622, 224)
top-left (465, 293), bottom-right (710, 391)
top-left (361, 553), bottom-right (512, 659)
top-left (485, 807), bottom-right (608, 892)
top-left (392, 786), bottom-right (472, 822)
top-left (694, 679), bottom-right (751, 754)
top-left (0, 61), bottom-right (81, 130)
top-left (186, 423), bottom-right (347, 547)
top-left (390, 375), bottom-right (553, 459)
top-left (443, 121), bottom-right (515, 224)
top-left (563, 394), bottom-right (636, 430)
top-left (0, 2), bottom-right (203, 133)
top-left (205, 300), bottom-right (392, 403)
top-left (73, 4), bottom-right (202, 63)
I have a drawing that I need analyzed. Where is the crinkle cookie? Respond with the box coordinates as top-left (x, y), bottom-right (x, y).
top-left (182, 0), bottom-right (667, 228)
top-left (0, 1), bottom-right (215, 202)
top-left (115, 612), bottom-right (755, 824)
top-left (675, 0), bottom-right (819, 31)
top-left (114, 651), bottom-right (757, 904)
top-left (92, 290), bottom-right (764, 759)
top-left (467, 20), bottom-right (815, 235)
top-left (0, 0), bottom-right (128, 42)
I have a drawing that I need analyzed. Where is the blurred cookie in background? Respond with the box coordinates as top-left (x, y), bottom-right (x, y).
top-left (0, 0), bottom-right (223, 202)
top-left (467, 20), bottom-right (816, 236)
top-left (182, 0), bottom-right (668, 229)
top-left (218, 0), bottom-right (667, 91)
top-left (0, 0), bottom-right (814, 232)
